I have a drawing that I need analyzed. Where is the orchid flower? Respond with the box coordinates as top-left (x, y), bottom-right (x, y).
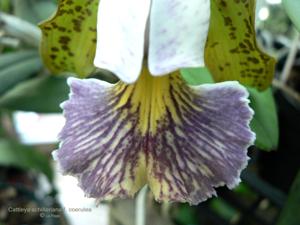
top-left (53, 0), bottom-right (255, 205)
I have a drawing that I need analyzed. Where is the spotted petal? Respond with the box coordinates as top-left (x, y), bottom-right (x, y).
top-left (55, 68), bottom-right (255, 204)
top-left (39, 0), bottom-right (99, 77)
top-left (205, 0), bottom-right (276, 90)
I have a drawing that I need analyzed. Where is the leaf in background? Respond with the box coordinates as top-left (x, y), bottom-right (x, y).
top-left (13, 0), bottom-right (57, 24)
top-left (0, 76), bottom-right (69, 113)
top-left (0, 112), bottom-right (4, 137)
top-left (39, 0), bottom-right (98, 77)
top-left (205, 0), bottom-right (276, 91)
top-left (0, 54), bottom-right (42, 95)
top-left (0, 0), bottom-right (10, 12)
top-left (173, 204), bottom-right (198, 225)
top-left (210, 199), bottom-right (237, 221)
top-left (248, 87), bottom-right (279, 150)
top-left (0, 12), bottom-right (41, 47)
top-left (283, 0), bottom-right (300, 31)
top-left (242, 170), bottom-right (286, 207)
top-left (181, 67), bottom-right (214, 85)
top-left (277, 170), bottom-right (300, 225)
top-left (0, 50), bottom-right (38, 70)
top-left (0, 139), bottom-right (53, 182)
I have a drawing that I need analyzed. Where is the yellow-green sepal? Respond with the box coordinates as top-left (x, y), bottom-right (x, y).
top-left (39, 0), bottom-right (98, 77)
top-left (205, 0), bottom-right (276, 91)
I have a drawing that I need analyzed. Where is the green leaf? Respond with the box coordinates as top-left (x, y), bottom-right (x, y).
top-left (0, 12), bottom-right (41, 47)
top-left (242, 171), bottom-right (286, 207)
top-left (181, 67), bottom-right (214, 85)
top-left (173, 204), bottom-right (198, 225)
top-left (0, 55), bottom-right (43, 95)
top-left (248, 87), bottom-right (279, 150)
top-left (39, 0), bottom-right (99, 77)
top-left (283, 0), bottom-right (300, 31)
top-left (0, 75), bottom-right (69, 113)
top-left (0, 0), bottom-right (10, 12)
top-left (0, 112), bottom-right (5, 137)
top-left (0, 50), bottom-right (38, 70)
top-left (205, 0), bottom-right (276, 91)
top-left (210, 199), bottom-right (237, 221)
top-left (0, 139), bottom-right (54, 182)
top-left (277, 170), bottom-right (300, 225)
top-left (13, 0), bottom-right (57, 24)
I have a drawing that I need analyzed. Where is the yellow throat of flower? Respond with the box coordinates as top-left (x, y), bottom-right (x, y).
top-left (114, 66), bottom-right (186, 135)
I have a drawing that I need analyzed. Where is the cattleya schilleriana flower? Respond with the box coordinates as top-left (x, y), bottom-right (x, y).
top-left (53, 0), bottom-right (255, 205)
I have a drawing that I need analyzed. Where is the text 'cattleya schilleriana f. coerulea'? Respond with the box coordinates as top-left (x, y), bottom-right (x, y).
top-left (53, 0), bottom-right (255, 205)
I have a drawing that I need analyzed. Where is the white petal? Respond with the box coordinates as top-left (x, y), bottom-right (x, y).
top-left (148, 0), bottom-right (210, 76)
top-left (94, 0), bottom-right (151, 83)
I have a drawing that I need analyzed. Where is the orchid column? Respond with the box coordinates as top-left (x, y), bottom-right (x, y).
top-left (52, 0), bottom-right (255, 205)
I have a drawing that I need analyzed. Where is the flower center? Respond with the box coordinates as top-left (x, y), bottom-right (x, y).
top-left (113, 67), bottom-right (185, 135)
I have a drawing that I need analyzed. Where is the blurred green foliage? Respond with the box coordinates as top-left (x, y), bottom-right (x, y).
top-left (13, 0), bottom-right (57, 24)
top-left (173, 204), bottom-right (198, 225)
top-left (0, 51), bottom-right (43, 95)
top-left (0, 0), bottom-right (10, 12)
top-left (283, 0), bottom-right (300, 31)
top-left (277, 170), bottom-right (300, 225)
top-left (0, 139), bottom-right (53, 182)
top-left (209, 199), bottom-right (237, 222)
top-left (0, 0), bottom-right (59, 204)
top-left (0, 76), bottom-right (68, 113)
top-left (248, 87), bottom-right (279, 150)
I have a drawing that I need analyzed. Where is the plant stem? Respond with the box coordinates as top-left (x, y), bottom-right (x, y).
top-left (135, 186), bottom-right (148, 225)
top-left (273, 79), bottom-right (300, 103)
top-left (281, 31), bottom-right (300, 84)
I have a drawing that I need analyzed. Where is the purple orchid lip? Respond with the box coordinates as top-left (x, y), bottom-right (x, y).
top-left (94, 0), bottom-right (210, 84)
top-left (54, 67), bottom-right (255, 205)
